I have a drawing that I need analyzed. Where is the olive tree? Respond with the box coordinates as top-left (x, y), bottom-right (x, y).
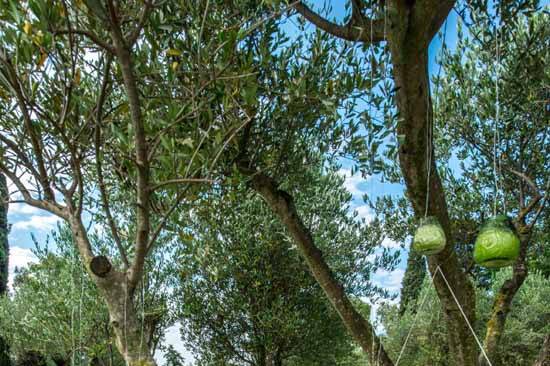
top-left (233, 1), bottom-right (548, 365)
top-left (0, 1), bottom-right (262, 363)
top-left (0, 0), bottom-right (365, 363)
top-left (176, 167), bottom-right (393, 366)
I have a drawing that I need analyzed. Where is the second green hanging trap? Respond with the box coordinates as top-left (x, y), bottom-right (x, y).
top-left (474, 215), bottom-right (520, 268)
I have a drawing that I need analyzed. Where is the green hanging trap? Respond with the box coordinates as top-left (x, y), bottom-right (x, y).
top-left (412, 216), bottom-right (446, 255)
top-left (474, 215), bottom-right (520, 268)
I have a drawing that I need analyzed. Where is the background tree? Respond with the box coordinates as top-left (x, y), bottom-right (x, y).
top-left (0, 224), bottom-right (176, 365)
top-left (435, 8), bottom-right (549, 364)
top-left (379, 269), bottom-right (550, 366)
top-left (176, 167), bottom-right (392, 366)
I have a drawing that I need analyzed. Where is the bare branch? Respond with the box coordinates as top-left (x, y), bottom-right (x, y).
top-left (525, 180), bottom-right (549, 232)
top-left (107, 1), bottom-right (151, 290)
top-left (145, 189), bottom-right (189, 257)
top-left (0, 162), bottom-right (67, 218)
top-left (507, 168), bottom-right (541, 198)
top-left (0, 50), bottom-right (56, 202)
top-left (294, 1), bottom-right (384, 42)
top-left (94, 55), bottom-right (130, 269)
top-left (127, 1), bottom-right (155, 47)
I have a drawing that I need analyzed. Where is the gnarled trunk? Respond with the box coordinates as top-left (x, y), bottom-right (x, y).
top-left (69, 221), bottom-right (156, 366)
top-left (98, 277), bottom-right (153, 365)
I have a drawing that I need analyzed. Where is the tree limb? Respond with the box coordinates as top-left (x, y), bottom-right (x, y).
top-left (0, 50), bottom-right (56, 202)
top-left (294, 1), bottom-right (385, 42)
top-left (148, 178), bottom-right (214, 192)
top-left (94, 55), bottom-right (130, 269)
top-left (53, 29), bottom-right (116, 54)
top-left (107, 0), bottom-right (151, 290)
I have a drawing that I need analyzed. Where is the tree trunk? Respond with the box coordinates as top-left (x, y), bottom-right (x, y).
top-left (0, 173), bottom-right (11, 366)
top-left (104, 289), bottom-right (155, 366)
top-left (387, 7), bottom-right (477, 364)
top-left (534, 335), bottom-right (550, 366)
top-left (480, 233), bottom-right (529, 366)
top-left (68, 220), bottom-right (156, 366)
top-left (243, 168), bottom-right (394, 366)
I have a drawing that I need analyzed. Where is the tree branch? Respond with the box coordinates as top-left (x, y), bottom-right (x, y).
top-left (0, 50), bottom-right (56, 202)
top-left (127, 0), bottom-right (154, 47)
top-left (107, 1), bottom-right (151, 290)
top-left (294, 1), bottom-right (384, 42)
top-left (0, 162), bottom-right (67, 218)
top-left (53, 29), bottom-right (116, 54)
top-left (94, 55), bottom-right (130, 269)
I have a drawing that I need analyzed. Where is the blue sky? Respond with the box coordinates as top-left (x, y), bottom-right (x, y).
top-left (6, 2), bottom-right (463, 362)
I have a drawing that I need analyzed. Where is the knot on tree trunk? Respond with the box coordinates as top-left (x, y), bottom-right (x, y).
top-left (90, 255), bottom-right (112, 277)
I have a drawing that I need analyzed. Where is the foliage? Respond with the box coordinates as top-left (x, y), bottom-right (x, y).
top-left (175, 167), bottom-right (394, 365)
top-left (379, 269), bottom-right (550, 366)
top-left (0, 224), bottom-right (174, 365)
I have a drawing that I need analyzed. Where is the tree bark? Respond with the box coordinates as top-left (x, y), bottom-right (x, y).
top-left (390, 45), bottom-right (477, 366)
top-left (0, 173), bottom-right (11, 366)
top-left (242, 168), bottom-right (394, 366)
top-left (68, 219), bottom-right (156, 366)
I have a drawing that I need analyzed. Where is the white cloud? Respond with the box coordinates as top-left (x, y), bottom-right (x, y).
top-left (372, 268), bottom-right (405, 293)
top-left (338, 168), bottom-right (370, 197)
top-left (8, 203), bottom-right (44, 216)
top-left (380, 237), bottom-right (401, 249)
top-left (12, 214), bottom-right (60, 231)
top-left (7, 246), bottom-right (38, 290)
top-left (354, 204), bottom-right (374, 223)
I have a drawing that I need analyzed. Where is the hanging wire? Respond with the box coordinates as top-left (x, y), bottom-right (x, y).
top-left (436, 267), bottom-right (493, 366)
top-left (78, 265), bottom-right (84, 366)
top-left (493, 11), bottom-right (501, 216)
top-left (424, 87), bottom-right (433, 218)
top-left (369, 4), bottom-right (377, 364)
top-left (395, 265), bottom-right (439, 366)
top-left (395, 265), bottom-right (493, 366)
